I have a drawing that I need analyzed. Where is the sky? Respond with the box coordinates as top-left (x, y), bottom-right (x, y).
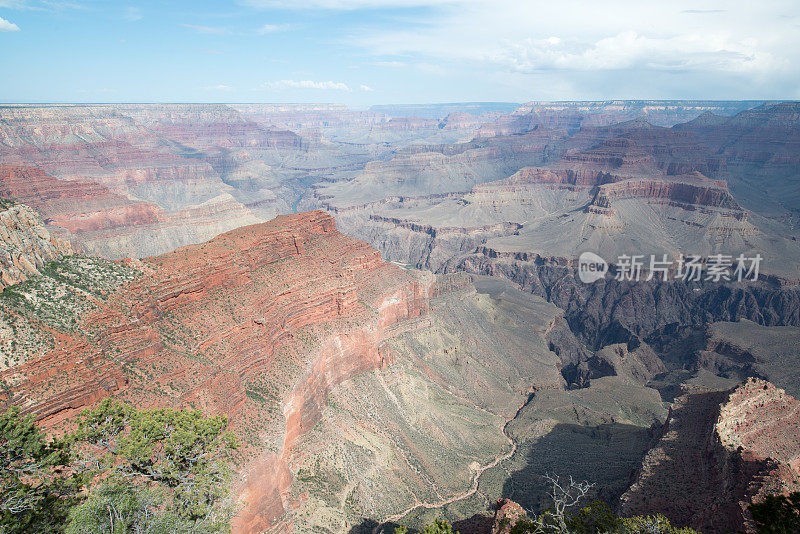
top-left (1, 0), bottom-right (799, 105)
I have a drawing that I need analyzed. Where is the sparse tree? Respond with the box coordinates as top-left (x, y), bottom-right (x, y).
top-left (0, 407), bottom-right (83, 533)
top-left (419, 519), bottom-right (457, 534)
top-left (68, 398), bottom-right (238, 531)
top-left (539, 474), bottom-right (594, 534)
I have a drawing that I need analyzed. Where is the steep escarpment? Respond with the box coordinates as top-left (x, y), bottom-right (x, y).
top-left (117, 103), bottom-right (303, 149)
top-left (0, 164), bottom-right (165, 234)
top-left (674, 102), bottom-right (800, 227)
top-left (321, 104), bottom-right (800, 282)
top-left (587, 174), bottom-right (744, 215)
top-left (0, 163), bottom-right (261, 259)
top-left (0, 200), bottom-right (73, 290)
top-left (285, 275), bottom-right (670, 532)
top-left (0, 105), bottom-right (312, 258)
top-left (447, 253), bottom-right (800, 345)
top-left (477, 100), bottom-right (761, 137)
top-left (619, 378), bottom-right (800, 533)
top-left (8, 209), bottom-right (427, 415)
top-left (0, 211), bottom-right (435, 529)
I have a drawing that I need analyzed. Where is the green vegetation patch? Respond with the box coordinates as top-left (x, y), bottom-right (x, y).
top-left (0, 256), bottom-right (139, 334)
top-left (0, 197), bottom-right (18, 210)
top-left (0, 399), bottom-right (238, 534)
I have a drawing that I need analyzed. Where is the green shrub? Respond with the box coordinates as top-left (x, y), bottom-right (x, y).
top-left (0, 400), bottom-right (238, 533)
top-left (0, 407), bottom-right (83, 533)
top-left (749, 492), bottom-right (800, 534)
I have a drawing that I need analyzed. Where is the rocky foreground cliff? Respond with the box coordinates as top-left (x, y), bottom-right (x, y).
top-left (1, 207), bottom-right (798, 533)
top-left (619, 378), bottom-right (800, 533)
top-left (465, 378), bottom-right (800, 534)
top-left (0, 210), bottom-right (431, 529)
top-left (0, 199), bottom-right (73, 291)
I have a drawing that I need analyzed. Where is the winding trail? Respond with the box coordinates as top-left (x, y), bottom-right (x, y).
top-left (378, 392), bottom-right (534, 527)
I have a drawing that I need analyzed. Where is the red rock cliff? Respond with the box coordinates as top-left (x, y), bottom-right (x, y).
top-left (1, 210), bottom-right (433, 532)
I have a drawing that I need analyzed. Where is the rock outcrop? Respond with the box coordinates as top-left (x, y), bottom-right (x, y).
top-left (490, 499), bottom-right (528, 534)
top-left (0, 200), bottom-right (73, 290)
top-left (619, 378), bottom-right (800, 533)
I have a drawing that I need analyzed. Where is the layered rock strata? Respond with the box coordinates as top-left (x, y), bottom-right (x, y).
top-left (0, 200), bottom-right (73, 290)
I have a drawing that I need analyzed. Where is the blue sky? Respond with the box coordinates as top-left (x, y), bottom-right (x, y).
top-left (1, 0), bottom-right (799, 105)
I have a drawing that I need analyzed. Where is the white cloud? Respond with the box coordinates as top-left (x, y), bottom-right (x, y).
top-left (261, 79), bottom-right (352, 91)
top-left (493, 31), bottom-right (781, 73)
top-left (682, 9), bottom-right (726, 14)
top-left (204, 84), bottom-right (234, 91)
top-left (182, 24), bottom-right (229, 35)
top-left (41, 1), bottom-right (85, 10)
top-left (346, 0), bottom-right (799, 93)
top-left (370, 60), bottom-right (407, 67)
top-left (359, 84), bottom-right (374, 91)
top-left (258, 23), bottom-right (291, 34)
top-left (240, 0), bottom-right (477, 9)
top-left (123, 6), bottom-right (142, 21)
top-left (0, 16), bottom-right (19, 31)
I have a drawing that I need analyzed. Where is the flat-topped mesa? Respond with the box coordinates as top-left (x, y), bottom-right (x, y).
top-left (0, 201), bottom-right (73, 290)
top-left (586, 173), bottom-right (745, 217)
top-left (476, 101), bottom-right (762, 138)
top-left (498, 166), bottom-right (621, 189)
top-left (0, 105), bottom-right (152, 150)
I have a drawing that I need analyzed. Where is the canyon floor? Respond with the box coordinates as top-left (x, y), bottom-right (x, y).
top-left (1, 101), bottom-right (799, 533)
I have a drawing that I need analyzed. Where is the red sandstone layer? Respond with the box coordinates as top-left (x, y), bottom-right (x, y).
top-left (0, 210), bottom-right (433, 531)
top-left (0, 165), bottom-right (165, 234)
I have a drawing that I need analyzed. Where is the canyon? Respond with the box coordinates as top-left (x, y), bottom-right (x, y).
top-left (1, 100), bottom-right (799, 533)
top-left (0, 208), bottom-right (632, 532)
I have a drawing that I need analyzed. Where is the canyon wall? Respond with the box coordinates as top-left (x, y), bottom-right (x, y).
top-left (0, 200), bottom-right (73, 290)
top-left (620, 378), bottom-right (800, 533)
top-left (0, 211), bottom-right (434, 529)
